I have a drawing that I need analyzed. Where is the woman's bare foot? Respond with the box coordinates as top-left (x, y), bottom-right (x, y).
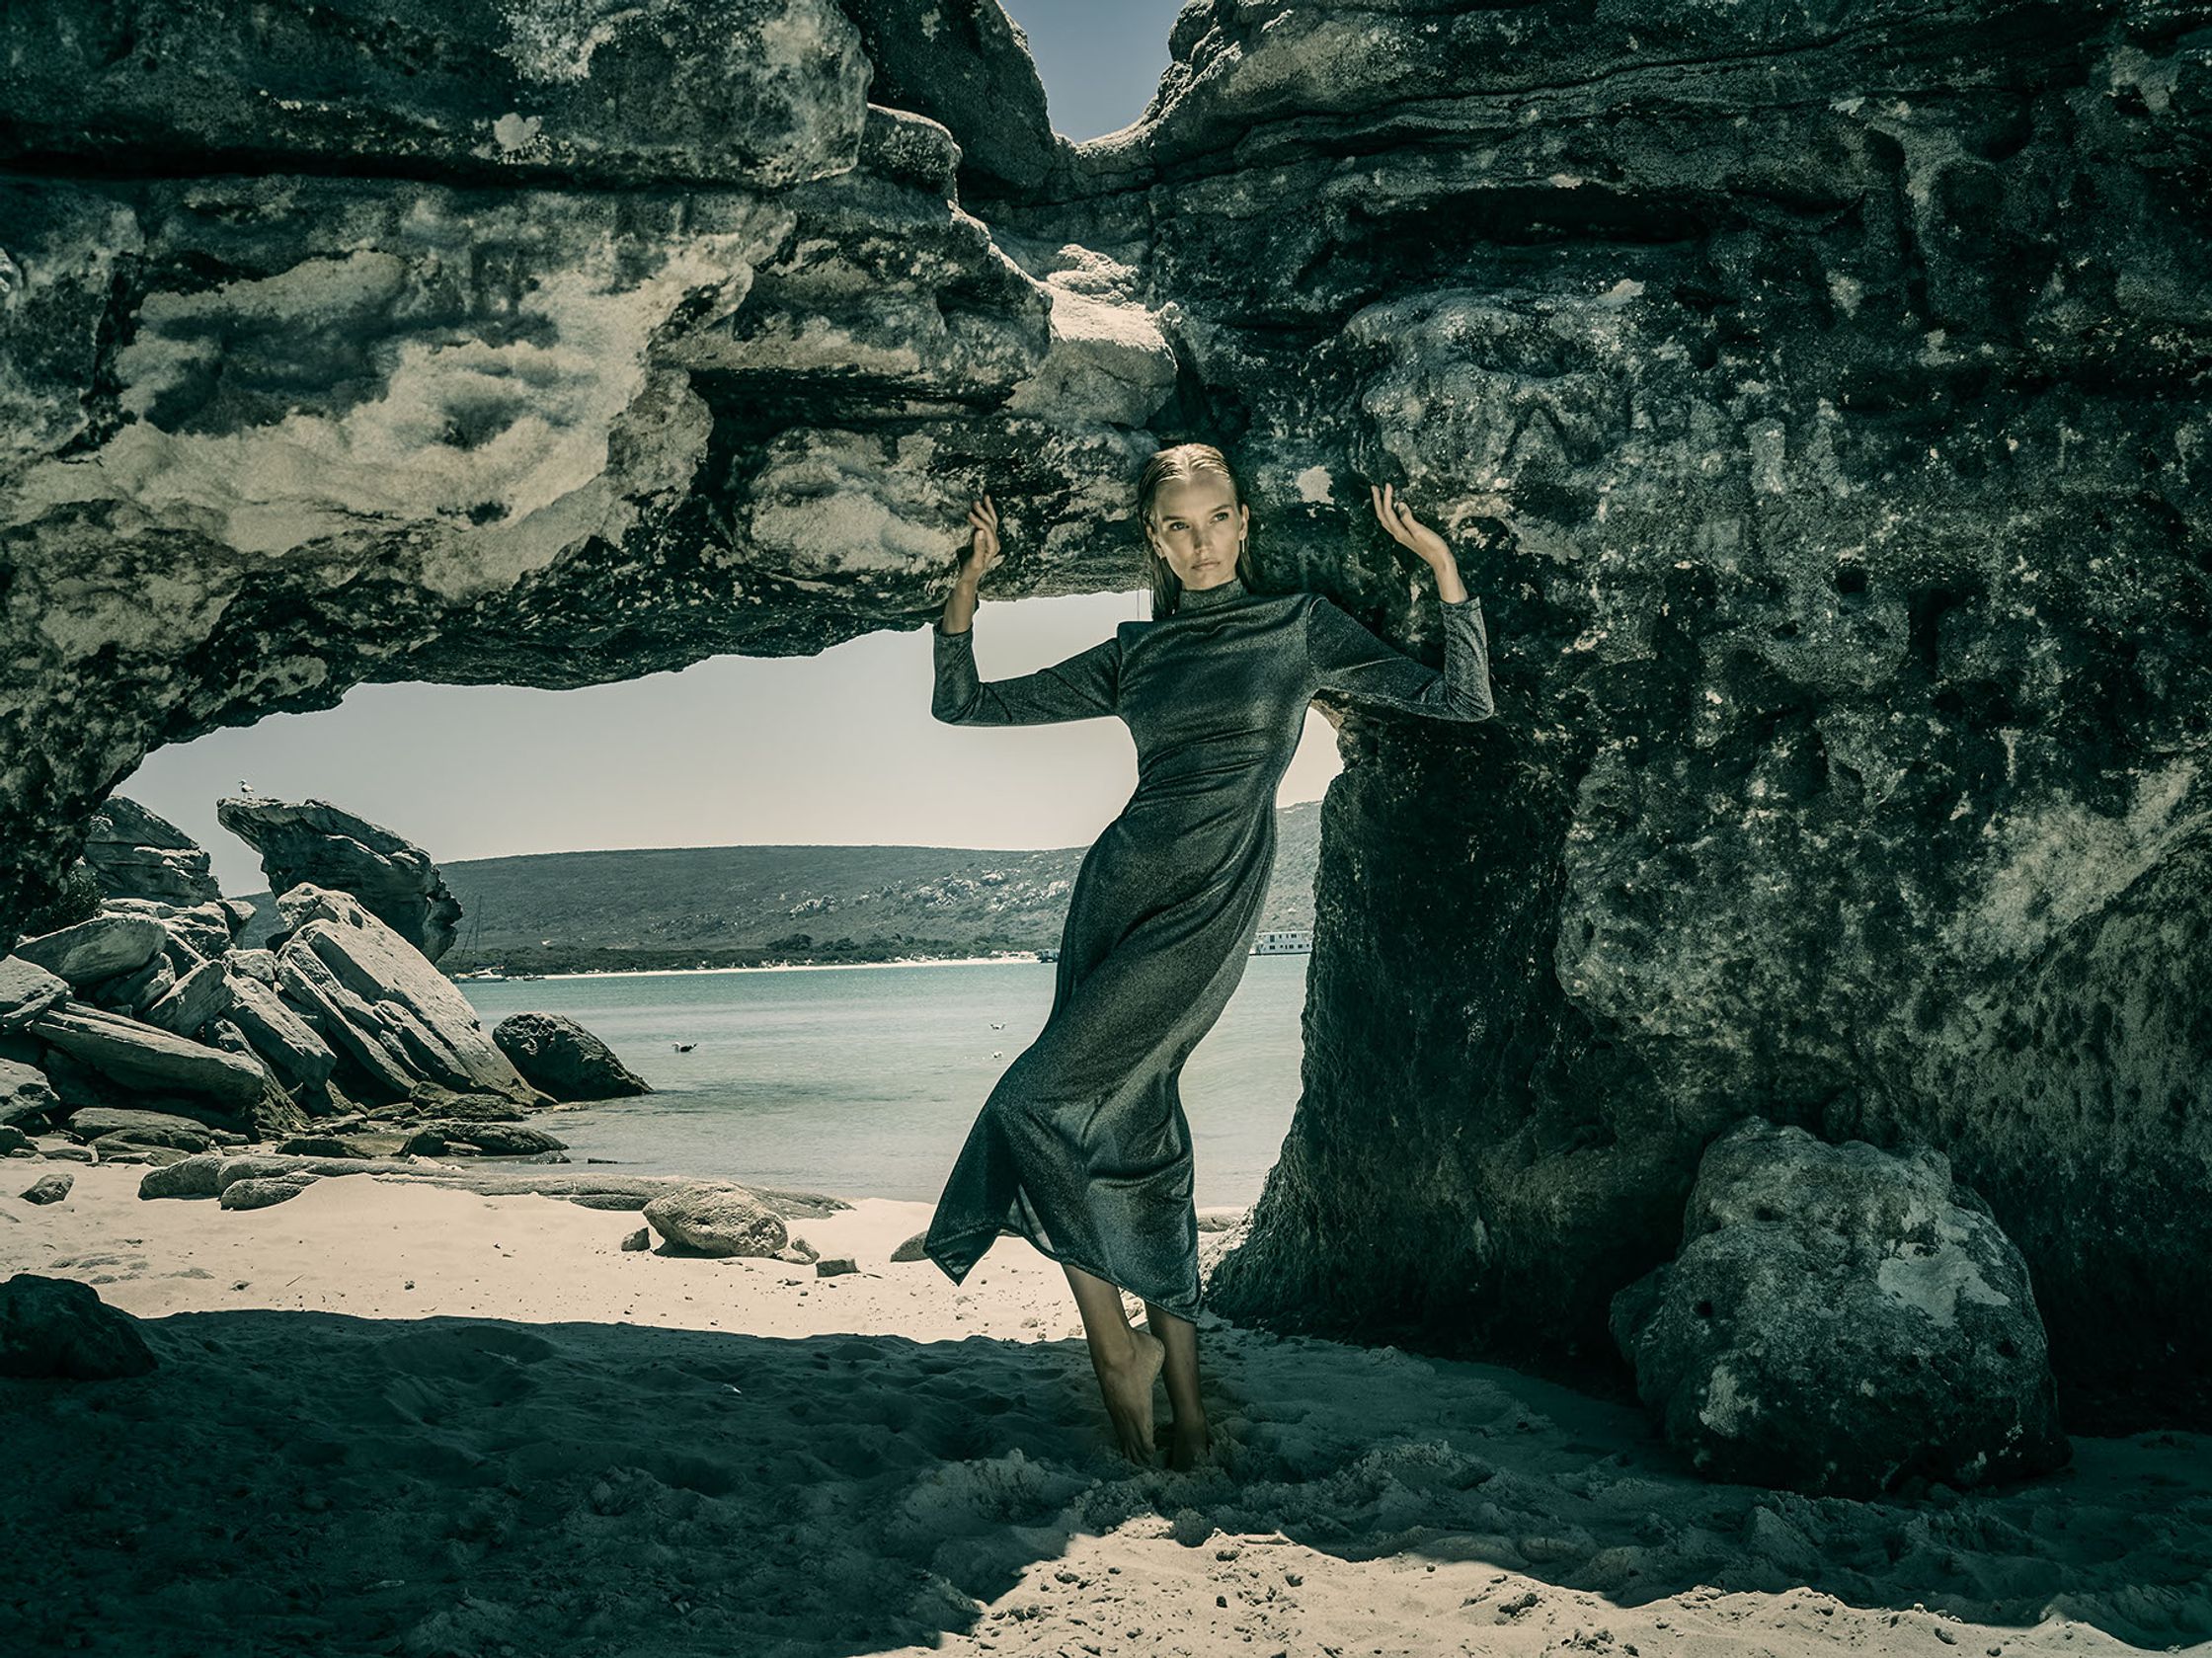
top-left (1091, 1328), bottom-right (1165, 1464)
top-left (1167, 1412), bottom-right (1212, 1472)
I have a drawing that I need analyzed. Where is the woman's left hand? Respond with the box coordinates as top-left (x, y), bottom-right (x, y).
top-left (1371, 482), bottom-right (1451, 569)
top-left (1370, 483), bottom-right (1467, 600)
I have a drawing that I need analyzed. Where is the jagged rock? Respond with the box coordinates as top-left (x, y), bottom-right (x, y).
top-left (400, 1120), bottom-right (567, 1157)
top-left (840, 0), bottom-right (1064, 198)
top-left (491, 1012), bottom-right (652, 1101)
top-left (0, 0), bottom-right (868, 191)
top-left (29, 1000), bottom-right (269, 1112)
top-left (20, 1169), bottom-right (72, 1204)
top-left (0, 957), bottom-right (70, 1032)
top-left (215, 972), bottom-right (338, 1091)
top-left (0, 1057), bottom-right (60, 1129)
top-left (814, 1257), bottom-right (857, 1277)
top-left (142, 957), bottom-right (232, 1038)
top-left (219, 1174), bottom-right (317, 1210)
top-left (642, 1185), bottom-right (790, 1257)
top-left (89, 949), bottom-right (174, 1018)
top-left (11, 915), bottom-right (164, 988)
top-left (889, 1230), bottom-right (929, 1263)
top-left (92, 899), bottom-right (233, 964)
top-left (272, 886), bottom-right (540, 1104)
top-left (218, 899), bottom-right (255, 936)
top-left (226, 949), bottom-right (278, 987)
top-left (82, 796), bottom-right (220, 906)
top-left (621, 1226), bottom-right (651, 1251)
top-left (0, 1274), bottom-right (157, 1379)
top-left (1610, 1119), bottom-right (2070, 1498)
top-left (218, 799), bottom-right (464, 962)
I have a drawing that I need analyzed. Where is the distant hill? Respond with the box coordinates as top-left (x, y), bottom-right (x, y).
top-left (230, 799), bottom-right (1324, 975)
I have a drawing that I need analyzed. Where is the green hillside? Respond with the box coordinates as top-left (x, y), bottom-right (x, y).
top-left (231, 800), bottom-right (1324, 976)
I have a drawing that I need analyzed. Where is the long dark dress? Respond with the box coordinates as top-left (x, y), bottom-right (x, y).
top-left (921, 572), bottom-right (1495, 1320)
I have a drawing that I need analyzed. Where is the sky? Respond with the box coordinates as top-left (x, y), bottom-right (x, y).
top-left (117, 0), bottom-right (1344, 901)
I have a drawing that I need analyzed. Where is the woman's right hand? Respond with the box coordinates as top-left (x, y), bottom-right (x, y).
top-left (958, 494), bottom-right (1003, 587)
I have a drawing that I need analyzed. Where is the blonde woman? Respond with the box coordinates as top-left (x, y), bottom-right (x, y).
top-left (923, 443), bottom-right (1495, 1469)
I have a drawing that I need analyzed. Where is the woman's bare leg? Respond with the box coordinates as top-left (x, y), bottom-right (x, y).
top-left (1062, 1261), bottom-right (1163, 1463)
top-left (1144, 1302), bottom-right (1211, 1469)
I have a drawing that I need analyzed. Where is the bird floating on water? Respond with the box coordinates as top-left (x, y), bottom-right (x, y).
top-left (673, 1042), bottom-right (696, 1053)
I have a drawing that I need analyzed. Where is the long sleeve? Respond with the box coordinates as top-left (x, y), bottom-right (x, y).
top-left (1304, 592), bottom-right (1496, 722)
top-left (931, 621), bottom-right (1123, 725)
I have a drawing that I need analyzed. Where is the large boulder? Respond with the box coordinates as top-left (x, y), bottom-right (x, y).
top-left (1610, 1119), bottom-right (2070, 1497)
top-left (642, 1185), bottom-right (789, 1257)
top-left (491, 1012), bottom-right (652, 1101)
top-left (0, 1274), bottom-right (158, 1380)
top-left (219, 799), bottom-right (464, 962)
top-left (270, 886), bottom-right (543, 1106)
top-left (82, 796), bottom-right (221, 906)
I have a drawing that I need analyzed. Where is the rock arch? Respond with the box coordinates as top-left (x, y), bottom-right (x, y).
top-left (3, 0), bottom-right (2207, 1427)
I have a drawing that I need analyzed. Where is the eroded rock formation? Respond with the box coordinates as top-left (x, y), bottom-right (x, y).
top-left (3, 0), bottom-right (2207, 1427)
top-left (217, 796), bottom-right (462, 961)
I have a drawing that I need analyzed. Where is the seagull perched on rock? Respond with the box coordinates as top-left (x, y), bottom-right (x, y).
top-left (237, 780), bottom-right (257, 798)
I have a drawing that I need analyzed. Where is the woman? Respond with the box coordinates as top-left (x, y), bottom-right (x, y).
top-left (922, 442), bottom-right (1495, 1470)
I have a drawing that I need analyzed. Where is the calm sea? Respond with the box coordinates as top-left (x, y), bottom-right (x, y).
top-left (454, 955), bottom-right (1309, 1211)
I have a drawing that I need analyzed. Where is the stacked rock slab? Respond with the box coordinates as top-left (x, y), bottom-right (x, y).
top-left (1, 0), bottom-right (2207, 1428)
top-left (81, 797), bottom-right (221, 907)
top-left (268, 886), bottom-right (543, 1108)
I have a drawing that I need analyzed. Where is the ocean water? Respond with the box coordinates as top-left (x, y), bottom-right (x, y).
top-left (454, 955), bottom-right (1309, 1211)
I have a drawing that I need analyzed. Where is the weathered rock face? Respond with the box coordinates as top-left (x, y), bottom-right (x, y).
top-left (2, 0), bottom-right (2207, 1426)
top-left (217, 796), bottom-right (463, 961)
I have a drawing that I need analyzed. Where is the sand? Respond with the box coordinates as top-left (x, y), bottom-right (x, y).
top-left (3, 1161), bottom-right (2209, 1657)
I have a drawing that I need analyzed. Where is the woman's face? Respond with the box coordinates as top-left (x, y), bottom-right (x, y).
top-left (1146, 473), bottom-right (1247, 591)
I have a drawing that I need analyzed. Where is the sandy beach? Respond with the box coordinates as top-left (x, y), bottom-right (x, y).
top-left (4, 1160), bottom-right (2208, 1658)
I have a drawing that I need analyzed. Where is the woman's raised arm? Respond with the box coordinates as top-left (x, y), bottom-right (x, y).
top-left (1301, 481), bottom-right (1497, 722)
top-left (930, 492), bottom-right (1124, 726)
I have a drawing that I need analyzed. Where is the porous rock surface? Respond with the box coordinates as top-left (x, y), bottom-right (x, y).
top-left (2, 0), bottom-right (2208, 1427)
top-left (1610, 1118), bottom-right (2070, 1496)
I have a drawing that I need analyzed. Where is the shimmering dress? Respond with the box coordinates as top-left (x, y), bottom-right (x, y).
top-left (921, 572), bottom-right (1495, 1320)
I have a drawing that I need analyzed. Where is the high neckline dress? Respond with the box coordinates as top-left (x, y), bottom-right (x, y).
top-left (922, 571), bottom-right (1496, 1321)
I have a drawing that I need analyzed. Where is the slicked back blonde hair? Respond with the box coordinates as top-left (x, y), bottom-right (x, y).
top-left (1138, 442), bottom-right (1263, 618)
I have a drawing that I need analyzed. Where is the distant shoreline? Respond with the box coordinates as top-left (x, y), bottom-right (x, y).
top-left (467, 955), bottom-right (1042, 983)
